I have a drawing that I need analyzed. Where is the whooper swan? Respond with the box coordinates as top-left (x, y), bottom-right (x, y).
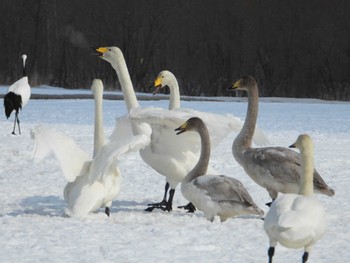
top-left (264, 134), bottom-right (326, 263)
top-left (32, 79), bottom-right (149, 218)
top-left (175, 117), bottom-right (264, 222)
top-left (228, 76), bottom-right (334, 206)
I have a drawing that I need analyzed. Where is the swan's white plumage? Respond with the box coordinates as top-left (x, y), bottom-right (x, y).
top-left (32, 126), bottom-right (149, 218)
top-left (263, 134), bottom-right (326, 261)
top-left (31, 79), bottom-right (149, 218)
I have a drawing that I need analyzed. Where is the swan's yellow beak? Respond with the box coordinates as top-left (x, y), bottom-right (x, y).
top-left (154, 77), bottom-right (162, 87)
top-left (92, 47), bottom-right (108, 56)
top-left (232, 79), bottom-right (241, 89)
top-left (96, 47), bottom-right (108, 53)
top-left (175, 121), bottom-right (188, 135)
top-left (153, 76), bottom-right (162, 95)
top-left (227, 79), bottom-right (241, 91)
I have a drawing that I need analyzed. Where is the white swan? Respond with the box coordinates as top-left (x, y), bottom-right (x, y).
top-left (229, 76), bottom-right (334, 205)
top-left (264, 134), bottom-right (326, 263)
top-left (32, 79), bottom-right (149, 218)
top-left (94, 47), bottom-right (267, 213)
top-left (153, 70), bottom-right (180, 110)
top-left (175, 117), bottom-right (264, 222)
top-left (4, 54), bottom-right (31, 135)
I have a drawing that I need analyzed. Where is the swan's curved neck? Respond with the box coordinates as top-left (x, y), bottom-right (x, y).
top-left (233, 85), bottom-right (259, 150)
top-left (168, 78), bottom-right (180, 110)
top-left (110, 55), bottom-right (139, 113)
top-left (93, 88), bottom-right (105, 157)
top-left (299, 147), bottom-right (314, 196)
top-left (183, 124), bottom-right (210, 183)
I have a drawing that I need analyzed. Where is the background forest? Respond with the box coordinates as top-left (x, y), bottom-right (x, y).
top-left (1, 0), bottom-right (350, 100)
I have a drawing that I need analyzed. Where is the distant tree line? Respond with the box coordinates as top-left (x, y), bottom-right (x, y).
top-left (1, 0), bottom-right (350, 100)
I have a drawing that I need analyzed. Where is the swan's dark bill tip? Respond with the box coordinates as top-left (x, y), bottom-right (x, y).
top-left (174, 128), bottom-right (185, 135)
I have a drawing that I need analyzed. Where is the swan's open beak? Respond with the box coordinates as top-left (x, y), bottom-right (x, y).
top-left (175, 122), bottom-right (188, 135)
top-left (91, 47), bottom-right (107, 57)
top-left (153, 77), bottom-right (162, 95)
top-left (227, 79), bottom-right (241, 91)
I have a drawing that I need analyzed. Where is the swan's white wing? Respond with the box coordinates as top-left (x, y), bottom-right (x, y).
top-left (178, 107), bottom-right (269, 146)
top-left (31, 126), bottom-right (90, 182)
top-left (109, 115), bottom-right (134, 144)
top-left (90, 133), bottom-right (150, 181)
top-left (129, 107), bottom-right (201, 155)
top-left (129, 107), bottom-right (268, 148)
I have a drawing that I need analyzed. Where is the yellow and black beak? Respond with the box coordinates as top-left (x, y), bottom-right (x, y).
top-left (227, 79), bottom-right (241, 91)
top-left (91, 47), bottom-right (108, 56)
top-left (153, 76), bottom-right (162, 95)
top-left (175, 121), bottom-right (188, 135)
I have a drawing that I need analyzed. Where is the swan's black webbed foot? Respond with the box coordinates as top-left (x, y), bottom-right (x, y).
top-left (178, 202), bottom-right (196, 213)
top-left (145, 200), bottom-right (171, 212)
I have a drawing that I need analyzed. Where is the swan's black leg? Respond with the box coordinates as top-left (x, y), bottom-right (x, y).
top-left (268, 247), bottom-right (275, 263)
top-left (178, 202), bottom-right (196, 213)
top-left (105, 207), bottom-right (110, 217)
top-left (145, 182), bottom-right (170, 212)
top-left (302, 252), bottom-right (309, 263)
top-left (164, 189), bottom-right (175, 212)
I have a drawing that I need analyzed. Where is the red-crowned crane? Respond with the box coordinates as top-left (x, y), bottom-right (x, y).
top-left (4, 54), bottom-right (31, 135)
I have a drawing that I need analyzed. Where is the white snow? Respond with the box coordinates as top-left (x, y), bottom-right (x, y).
top-left (0, 85), bottom-right (349, 262)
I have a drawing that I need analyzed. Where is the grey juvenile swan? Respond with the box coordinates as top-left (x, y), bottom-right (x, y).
top-left (175, 117), bottom-right (264, 222)
top-left (229, 76), bottom-right (334, 205)
top-left (264, 134), bottom-right (326, 263)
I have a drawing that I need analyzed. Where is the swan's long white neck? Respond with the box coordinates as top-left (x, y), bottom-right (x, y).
top-left (299, 145), bottom-right (314, 196)
top-left (168, 76), bottom-right (180, 110)
top-left (183, 124), bottom-right (210, 183)
top-left (92, 80), bottom-right (105, 157)
top-left (110, 52), bottom-right (139, 113)
top-left (233, 84), bottom-right (259, 153)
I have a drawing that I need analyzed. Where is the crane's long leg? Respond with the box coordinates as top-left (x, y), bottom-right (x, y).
top-left (17, 112), bottom-right (21, 135)
top-left (12, 112), bottom-right (18, 135)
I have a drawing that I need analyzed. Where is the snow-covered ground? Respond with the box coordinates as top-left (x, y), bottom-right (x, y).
top-left (0, 86), bottom-right (349, 262)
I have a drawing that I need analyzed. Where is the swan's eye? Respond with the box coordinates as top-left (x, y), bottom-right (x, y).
top-left (161, 76), bottom-right (164, 78)
top-left (108, 49), bottom-right (111, 51)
